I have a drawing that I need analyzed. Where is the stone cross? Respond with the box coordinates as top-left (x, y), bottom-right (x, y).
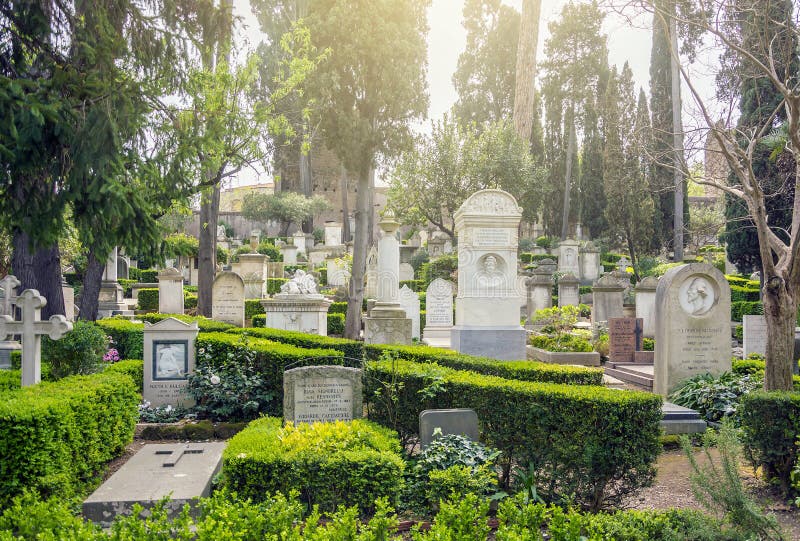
top-left (0, 289), bottom-right (73, 386)
top-left (0, 275), bottom-right (20, 316)
top-left (617, 257), bottom-right (631, 274)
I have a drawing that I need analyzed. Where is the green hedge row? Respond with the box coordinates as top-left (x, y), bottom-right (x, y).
top-left (364, 343), bottom-right (603, 386)
top-left (137, 288), bottom-right (159, 311)
top-left (104, 359), bottom-right (144, 392)
top-left (235, 325), bottom-right (364, 360)
top-left (0, 370), bottom-right (20, 392)
top-left (245, 299), bottom-right (265, 321)
top-left (731, 300), bottom-right (763, 321)
top-left (223, 417), bottom-right (404, 514)
top-left (399, 279), bottom-right (424, 292)
top-left (139, 313), bottom-right (234, 332)
top-left (740, 391), bottom-right (800, 496)
top-left (95, 318), bottom-right (144, 360)
top-left (327, 313), bottom-right (345, 335)
top-left (197, 333), bottom-right (344, 417)
top-left (365, 359), bottom-right (662, 510)
top-left (267, 278), bottom-right (288, 295)
top-left (730, 284), bottom-right (760, 303)
top-left (137, 269), bottom-right (159, 283)
top-left (0, 372), bottom-right (139, 506)
top-left (329, 301), bottom-right (347, 314)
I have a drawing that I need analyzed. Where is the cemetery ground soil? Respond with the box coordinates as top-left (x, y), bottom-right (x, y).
top-left (102, 438), bottom-right (800, 538)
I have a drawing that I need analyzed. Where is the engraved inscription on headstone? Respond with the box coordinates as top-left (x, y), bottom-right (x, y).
top-left (474, 228), bottom-right (510, 247)
top-left (608, 317), bottom-right (643, 363)
top-left (283, 365), bottom-right (362, 424)
top-left (212, 271), bottom-right (245, 327)
top-left (743, 314), bottom-right (768, 357)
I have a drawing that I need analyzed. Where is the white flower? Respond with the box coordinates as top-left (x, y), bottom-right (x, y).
top-left (210, 375), bottom-right (221, 385)
top-left (198, 348), bottom-right (205, 354)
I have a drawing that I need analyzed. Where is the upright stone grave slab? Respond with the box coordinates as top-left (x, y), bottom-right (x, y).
top-left (62, 278), bottom-right (75, 321)
top-left (579, 242), bottom-right (601, 283)
top-left (608, 317), bottom-right (643, 363)
top-left (283, 365), bottom-right (363, 424)
top-left (0, 288), bottom-right (72, 386)
top-left (557, 273), bottom-right (580, 307)
top-left (635, 276), bottom-right (658, 338)
top-left (558, 239), bottom-right (581, 277)
top-left (398, 285), bottom-right (421, 340)
top-left (212, 271), bottom-right (245, 327)
top-left (98, 246), bottom-right (126, 317)
top-left (743, 314), bottom-right (768, 357)
top-left (592, 274), bottom-right (624, 323)
top-left (423, 278), bottom-right (454, 347)
top-left (0, 275), bottom-right (21, 369)
top-left (451, 189), bottom-right (526, 360)
top-left (399, 263), bottom-right (415, 282)
top-left (419, 409), bottom-right (479, 449)
top-left (365, 246), bottom-right (379, 299)
top-left (324, 222), bottom-right (343, 246)
top-left (157, 268), bottom-right (184, 314)
top-left (654, 263), bottom-right (731, 396)
top-left (326, 257), bottom-right (350, 287)
top-left (280, 244), bottom-right (298, 265)
top-left (526, 259), bottom-right (555, 324)
top-left (143, 317), bottom-right (199, 408)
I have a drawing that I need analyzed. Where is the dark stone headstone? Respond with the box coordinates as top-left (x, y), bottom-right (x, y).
top-left (609, 317), bottom-right (643, 363)
top-left (419, 408), bottom-right (479, 449)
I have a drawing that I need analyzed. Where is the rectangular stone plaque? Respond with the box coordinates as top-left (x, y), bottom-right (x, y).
top-left (474, 228), bottom-right (510, 247)
top-left (608, 317), bottom-right (642, 363)
top-left (743, 314), bottom-right (767, 357)
top-left (283, 365), bottom-right (363, 424)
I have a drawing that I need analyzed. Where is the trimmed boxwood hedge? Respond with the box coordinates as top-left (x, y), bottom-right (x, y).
top-left (0, 370), bottom-right (20, 392)
top-left (326, 313), bottom-right (345, 335)
top-left (197, 333), bottom-right (344, 417)
top-left (137, 288), bottom-right (159, 311)
top-left (730, 284), bottom-right (760, 303)
top-left (328, 301), bottom-right (347, 314)
top-left (231, 326), bottom-right (364, 360)
top-left (223, 417), bottom-right (404, 514)
top-left (740, 391), bottom-right (800, 495)
top-left (364, 343), bottom-right (603, 386)
top-left (245, 299), bottom-right (265, 322)
top-left (139, 313), bottom-right (234, 332)
top-left (104, 359), bottom-right (144, 392)
top-left (0, 372), bottom-right (139, 506)
top-left (731, 301), bottom-right (763, 321)
top-left (267, 278), bottom-right (288, 295)
top-left (138, 269), bottom-right (159, 283)
top-left (399, 279), bottom-right (423, 292)
top-left (95, 318), bottom-right (144, 360)
top-left (365, 359), bottom-right (662, 510)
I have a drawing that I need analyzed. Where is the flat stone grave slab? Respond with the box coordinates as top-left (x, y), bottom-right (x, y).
top-left (419, 408), bottom-right (479, 449)
top-left (661, 402), bottom-right (707, 435)
top-left (83, 442), bottom-right (226, 526)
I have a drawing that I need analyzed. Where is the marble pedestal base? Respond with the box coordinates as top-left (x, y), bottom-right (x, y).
top-left (260, 295), bottom-right (331, 336)
top-left (98, 281), bottom-right (127, 318)
top-left (422, 326), bottom-right (452, 348)
top-left (364, 303), bottom-right (412, 345)
top-left (450, 325), bottom-right (526, 360)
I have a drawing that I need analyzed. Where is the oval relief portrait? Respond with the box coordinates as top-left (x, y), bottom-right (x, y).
top-left (678, 274), bottom-right (717, 316)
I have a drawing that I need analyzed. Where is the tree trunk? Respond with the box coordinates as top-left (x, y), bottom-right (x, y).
top-left (78, 251), bottom-right (105, 321)
top-left (11, 230), bottom-right (64, 319)
top-left (762, 276), bottom-right (796, 391)
top-left (197, 184), bottom-right (221, 317)
top-left (340, 165), bottom-right (351, 243)
top-left (344, 163), bottom-right (371, 340)
top-left (513, 0), bottom-right (543, 142)
top-left (669, 14), bottom-right (684, 261)
top-left (561, 112), bottom-right (576, 240)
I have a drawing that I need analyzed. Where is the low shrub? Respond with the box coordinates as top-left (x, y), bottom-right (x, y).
top-left (399, 279), bottom-right (424, 292)
top-left (137, 288), bottom-right (159, 311)
top-left (366, 359), bottom-right (662, 510)
top-left (732, 358), bottom-right (766, 375)
top-left (0, 372), bottom-right (139, 506)
top-left (642, 337), bottom-right (655, 351)
top-left (96, 318), bottom-right (144, 359)
top-left (0, 370), bottom-right (20, 392)
top-left (267, 278), bottom-right (288, 295)
top-left (137, 269), bottom-right (158, 283)
top-left (196, 332), bottom-right (343, 417)
top-left (184, 292), bottom-right (197, 310)
top-left (740, 391), bottom-right (800, 496)
top-left (403, 434), bottom-right (499, 515)
top-left (364, 343), bottom-right (603, 386)
top-left (735, 324), bottom-right (744, 341)
top-left (327, 312), bottom-right (345, 335)
top-left (42, 320), bottom-right (108, 379)
top-left (328, 301), bottom-right (347, 314)
top-left (118, 278), bottom-right (136, 298)
top-left (669, 372), bottom-right (761, 423)
top-left (104, 359), bottom-right (144, 392)
top-left (223, 417), bottom-right (405, 514)
top-left (730, 284), bottom-right (760, 303)
top-left (245, 299), bottom-right (265, 322)
top-left (139, 313), bottom-right (234, 333)
top-left (229, 326), bottom-right (364, 360)
top-left (529, 333), bottom-right (593, 352)
top-left (256, 241), bottom-right (282, 261)
top-left (420, 254), bottom-right (458, 285)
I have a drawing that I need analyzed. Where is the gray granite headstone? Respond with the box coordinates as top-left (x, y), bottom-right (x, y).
top-left (743, 314), bottom-right (767, 357)
top-left (419, 408), bottom-right (479, 449)
top-left (283, 365), bottom-right (363, 423)
top-left (82, 442), bottom-right (225, 527)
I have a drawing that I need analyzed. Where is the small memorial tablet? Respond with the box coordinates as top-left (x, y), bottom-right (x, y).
top-left (283, 366), bottom-right (363, 423)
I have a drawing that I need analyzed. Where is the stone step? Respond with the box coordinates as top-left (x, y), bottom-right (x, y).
top-left (602, 373), bottom-right (627, 390)
top-left (661, 402), bottom-right (707, 434)
top-left (603, 364), bottom-right (654, 391)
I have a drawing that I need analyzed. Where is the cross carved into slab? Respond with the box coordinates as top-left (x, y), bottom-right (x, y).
top-left (0, 275), bottom-right (20, 317)
top-left (155, 445), bottom-right (205, 468)
top-left (0, 289), bottom-right (73, 387)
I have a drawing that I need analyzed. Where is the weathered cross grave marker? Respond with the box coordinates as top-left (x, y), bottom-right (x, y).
top-left (0, 288), bottom-right (72, 386)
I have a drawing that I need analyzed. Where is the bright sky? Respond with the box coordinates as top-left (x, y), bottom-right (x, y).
top-left (232, 0), bottom-right (716, 184)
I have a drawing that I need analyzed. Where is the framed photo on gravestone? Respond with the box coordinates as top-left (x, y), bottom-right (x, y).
top-left (153, 341), bottom-right (188, 380)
